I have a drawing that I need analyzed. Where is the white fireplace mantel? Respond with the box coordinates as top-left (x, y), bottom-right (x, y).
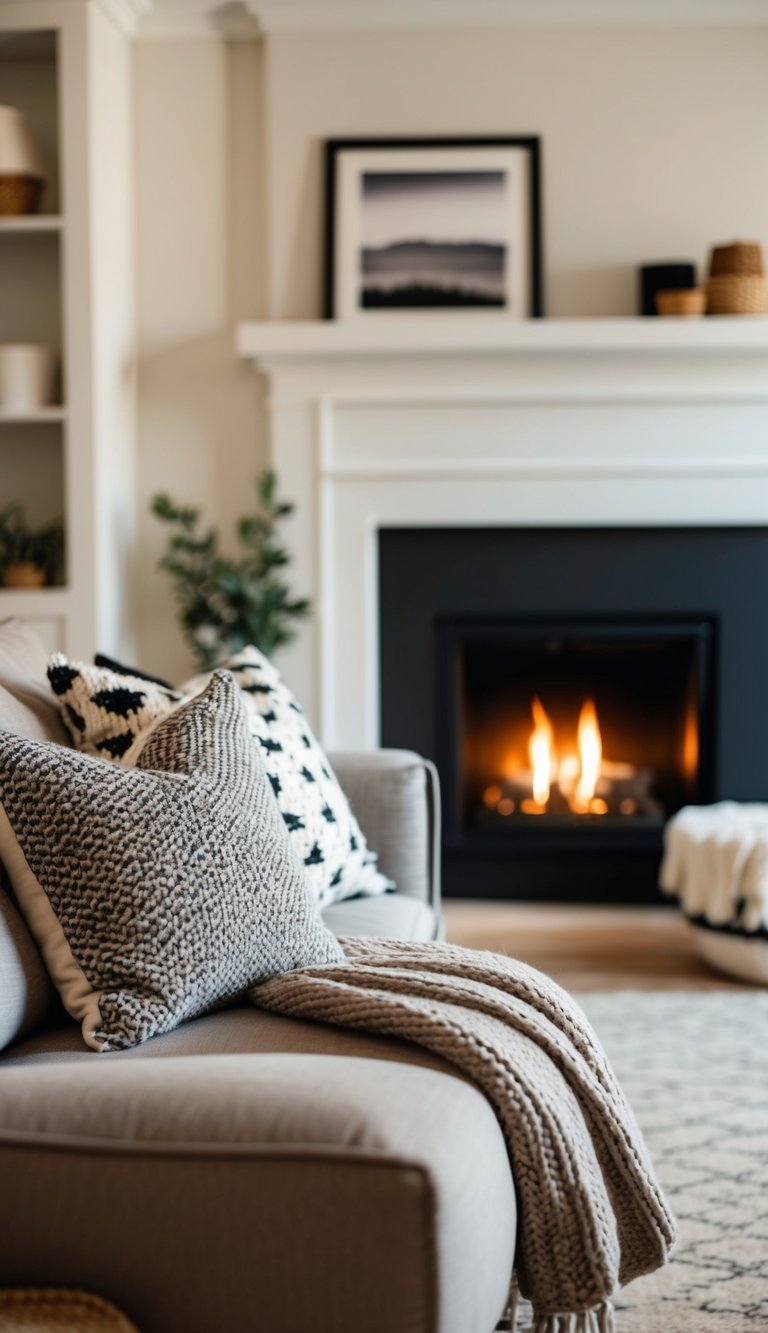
top-left (237, 316), bottom-right (768, 748)
top-left (237, 316), bottom-right (768, 362)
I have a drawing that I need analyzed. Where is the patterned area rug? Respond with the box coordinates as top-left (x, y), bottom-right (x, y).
top-left (537, 991), bottom-right (768, 1332)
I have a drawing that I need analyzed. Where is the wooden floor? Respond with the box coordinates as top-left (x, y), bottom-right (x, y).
top-left (443, 902), bottom-right (757, 992)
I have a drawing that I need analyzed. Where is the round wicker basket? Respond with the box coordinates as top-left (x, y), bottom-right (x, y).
top-left (708, 241), bottom-right (764, 278)
top-left (0, 175), bottom-right (42, 216)
top-left (0, 1290), bottom-right (138, 1333)
top-left (707, 274), bottom-right (768, 315)
top-left (655, 287), bottom-right (706, 317)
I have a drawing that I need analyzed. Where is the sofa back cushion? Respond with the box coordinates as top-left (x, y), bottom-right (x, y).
top-left (0, 618), bottom-right (69, 746)
top-left (0, 619), bottom-right (63, 1050)
top-left (0, 872), bottom-right (54, 1051)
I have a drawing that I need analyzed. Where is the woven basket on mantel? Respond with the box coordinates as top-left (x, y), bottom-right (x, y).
top-left (708, 241), bottom-right (764, 277)
top-left (0, 1290), bottom-right (139, 1333)
top-left (707, 274), bottom-right (768, 315)
top-left (656, 287), bottom-right (706, 316)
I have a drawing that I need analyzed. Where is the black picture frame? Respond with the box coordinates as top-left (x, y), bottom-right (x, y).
top-left (323, 136), bottom-right (543, 320)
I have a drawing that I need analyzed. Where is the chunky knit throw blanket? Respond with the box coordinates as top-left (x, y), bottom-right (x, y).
top-left (250, 938), bottom-right (676, 1332)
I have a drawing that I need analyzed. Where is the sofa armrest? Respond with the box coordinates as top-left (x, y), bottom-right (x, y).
top-left (329, 750), bottom-right (441, 913)
top-left (0, 1053), bottom-right (514, 1333)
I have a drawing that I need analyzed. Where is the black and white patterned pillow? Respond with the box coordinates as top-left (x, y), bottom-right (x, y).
top-left (48, 648), bottom-right (393, 909)
top-left (0, 673), bottom-right (344, 1051)
top-left (182, 648), bottom-right (392, 908)
top-left (47, 652), bottom-right (184, 760)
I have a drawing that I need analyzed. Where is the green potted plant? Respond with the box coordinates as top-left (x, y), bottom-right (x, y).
top-left (151, 470), bottom-right (310, 670)
top-left (0, 504), bottom-right (64, 588)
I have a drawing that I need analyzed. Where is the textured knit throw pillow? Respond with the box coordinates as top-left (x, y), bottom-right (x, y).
top-left (48, 649), bottom-right (393, 908)
top-left (0, 672), bottom-right (344, 1051)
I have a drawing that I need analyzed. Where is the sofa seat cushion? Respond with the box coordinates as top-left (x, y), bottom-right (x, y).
top-left (1, 1000), bottom-right (457, 1067)
top-left (0, 1043), bottom-right (515, 1333)
top-left (322, 891), bottom-right (438, 941)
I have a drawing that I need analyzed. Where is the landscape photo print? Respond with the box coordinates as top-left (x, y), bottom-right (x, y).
top-left (325, 138), bottom-right (542, 320)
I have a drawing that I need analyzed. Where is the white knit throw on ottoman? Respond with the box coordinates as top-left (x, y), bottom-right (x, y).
top-left (250, 938), bottom-right (676, 1332)
top-left (661, 801), bottom-right (768, 931)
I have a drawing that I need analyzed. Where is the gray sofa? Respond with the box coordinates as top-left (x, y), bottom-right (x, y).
top-left (0, 621), bottom-right (516, 1333)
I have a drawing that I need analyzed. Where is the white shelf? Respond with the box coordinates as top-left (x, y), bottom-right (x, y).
top-left (238, 315), bottom-right (768, 365)
top-left (0, 215), bottom-right (64, 234)
top-left (0, 407), bottom-right (66, 424)
top-left (0, 586), bottom-right (69, 612)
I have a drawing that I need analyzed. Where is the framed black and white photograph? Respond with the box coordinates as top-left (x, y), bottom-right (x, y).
top-left (324, 137), bottom-right (542, 320)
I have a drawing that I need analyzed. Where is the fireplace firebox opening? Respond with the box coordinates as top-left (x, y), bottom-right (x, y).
top-left (438, 617), bottom-right (716, 843)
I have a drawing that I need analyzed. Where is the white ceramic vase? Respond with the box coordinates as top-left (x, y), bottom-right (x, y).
top-left (0, 344), bottom-right (57, 413)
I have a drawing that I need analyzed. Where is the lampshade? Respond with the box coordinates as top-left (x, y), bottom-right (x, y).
top-left (0, 105), bottom-right (44, 178)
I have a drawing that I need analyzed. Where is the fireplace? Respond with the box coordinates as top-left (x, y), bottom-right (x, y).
top-left (380, 526), bottom-right (768, 903)
top-left (239, 317), bottom-right (768, 900)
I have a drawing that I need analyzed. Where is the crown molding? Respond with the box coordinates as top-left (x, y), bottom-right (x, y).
top-left (136, 1), bottom-right (259, 39)
top-left (95, 0), bottom-right (152, 35)
top-left (136, 0), bottom-right (768, 39)
top-left (241, 0), bottom-right (768, 31)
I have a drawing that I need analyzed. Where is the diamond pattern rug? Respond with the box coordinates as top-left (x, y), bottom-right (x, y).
top-left (517, 991), bottom-right (768, 1332)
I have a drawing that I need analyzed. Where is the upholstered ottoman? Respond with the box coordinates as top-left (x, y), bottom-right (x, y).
top-left (661, 802), bottom-right (768, 983)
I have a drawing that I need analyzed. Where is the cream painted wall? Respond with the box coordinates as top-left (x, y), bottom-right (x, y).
top-left (133, 21), bottom-right (768, 677)
top-left (263, 25), bottom-right (768, 319)
top-left (133, 35), bottom-right (264, 680)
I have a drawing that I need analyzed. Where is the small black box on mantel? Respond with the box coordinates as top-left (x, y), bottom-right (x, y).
top-left (639, 262), bottom-right (697, 316)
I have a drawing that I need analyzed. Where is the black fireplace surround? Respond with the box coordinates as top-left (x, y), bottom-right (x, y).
top-left (379, 527), bottom-right (768, 903)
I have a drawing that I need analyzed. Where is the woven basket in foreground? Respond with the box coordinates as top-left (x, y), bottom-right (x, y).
top-left (0, 1290), bottom-right (138, 1333)
top-left (707, 274), bottom-right (768, 315)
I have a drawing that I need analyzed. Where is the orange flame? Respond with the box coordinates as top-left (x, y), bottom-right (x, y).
top-left (683, 697), bottom-right (699, 784)
top-left (575, 699), bottom-right (602, 807)
top-left (529, 697), bottom-right (555, 807)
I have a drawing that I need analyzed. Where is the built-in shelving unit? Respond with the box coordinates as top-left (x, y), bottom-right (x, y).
top-left (0, 20), bottom-right (65, 648)
top-left (0, 0), bottom-right (137, 658)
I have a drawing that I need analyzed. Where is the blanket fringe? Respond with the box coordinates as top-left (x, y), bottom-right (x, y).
top-left (496, 1276), bottom-right (615, 1333)
top-left (529, 1302), bottom-right (616, 1333)
top-left (495, 1272), bottom-right (520, 1330)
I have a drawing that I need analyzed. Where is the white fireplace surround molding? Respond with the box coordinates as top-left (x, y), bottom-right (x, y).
top-left (237, 316), bottom-right (768, 749)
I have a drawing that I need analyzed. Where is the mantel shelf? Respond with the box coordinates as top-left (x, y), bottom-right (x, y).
top-left (237, 316), bottom-right (768, 365)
